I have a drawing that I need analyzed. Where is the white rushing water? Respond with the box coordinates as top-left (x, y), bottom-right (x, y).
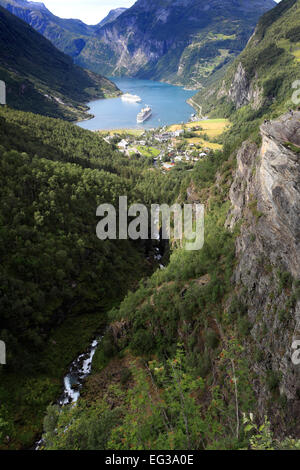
top-left (36, 242), bottom-right (167, 449)
top-left (35, 337), bottom-right (102, 449)
top-left (59, 338), bottom-right (101, 405)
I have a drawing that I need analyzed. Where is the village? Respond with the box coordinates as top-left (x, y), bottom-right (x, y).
top-left (99, 118), bottom-right (230, 171)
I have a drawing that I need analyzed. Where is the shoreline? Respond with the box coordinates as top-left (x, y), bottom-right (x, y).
top-left (187, 98), bottom-right (204, 119)
top-left (77, 77), bottom-right (198, 131)
top-left (76, 91), bottom-right (122, 125)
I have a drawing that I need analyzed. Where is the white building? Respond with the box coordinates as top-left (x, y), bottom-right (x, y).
top-left (173, 129), bottom-right (184, 137)
top-left (117, 139), bottom-right (129, 150)
top-left (162, 162), bottom-right (175, 171)
top-left (0, 81), bottom-right (6, 105)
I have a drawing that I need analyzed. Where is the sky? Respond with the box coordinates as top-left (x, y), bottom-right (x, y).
top-left (31, 0), bottom-right (281, 25)
top-left (31, 0), bottom-right (136, 25)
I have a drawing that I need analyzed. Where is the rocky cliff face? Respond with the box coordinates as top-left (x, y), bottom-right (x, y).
top-left (227, 112), bottom-right (300, 434)
top-left (194, 0), bottom-right (300, 120)
top-left (0, 0), bottom-right (95, 57)
top-left (0, 5), bottom-right (120, 120)
top-left (0, 0), bottom-right (276, 87)
top-left (83, 0), bottom-right (275, 86)
top-left (227, 62), bottom-right (263, 109)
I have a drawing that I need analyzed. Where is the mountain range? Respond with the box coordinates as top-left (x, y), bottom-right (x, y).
top-left (0, 5), bottom-right (120, 120)
top-left (0, 0), bottom-right (276, 88)
top-left (0, 0), bottom-right (300, 452)
top-left (193, 0), bottom-right (300, 117)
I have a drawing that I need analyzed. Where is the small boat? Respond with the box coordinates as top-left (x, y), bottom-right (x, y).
top-left (121, 93), bottom-right (142, 103)
top-left (137, 105), bottom-right (152, 123)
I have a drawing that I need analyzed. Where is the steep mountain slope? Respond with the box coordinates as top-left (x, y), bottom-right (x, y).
top-left (0, 105), bottom-right (182, 449)
top-left (76, 0), bottom-right (276, 87)
top-left (0, 0), bottom-right (95, 57)
top-left (226, 112), bottom-right (300, 431)
top-left (34, 0), bottom-right (300, 450)
top-left (1, 0), bottom-right (299, 452)
top-left (193, 0), bottom-right (300, 119)
top-left (1, 0), bottom-right (276, 88)
top-left (0, 1), bottom-right (126, 57)
top-left (97, 8), bottom-right (127, 28)
top-left (0, 5), bottom-right (120, 120)
top-left (38, 110), bottom-right (300, 450)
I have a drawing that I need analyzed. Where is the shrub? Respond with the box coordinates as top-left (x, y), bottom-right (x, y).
top-left (277, 270), bottom-right (293, 291)
top-left (131, 329), bottom-right (154, 355)
top-left (205, 329), bottom-right (220, 350)
top-left (266, 370), bottom-right (281, 392)
top-left (120, 368), bottom-right (132, 386)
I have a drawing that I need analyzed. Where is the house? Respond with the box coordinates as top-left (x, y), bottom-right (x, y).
top-left (162, 162), bottom-right (175, 171)
top-left (155, 133), bottom-right (171, 143)
top-left (117, 139), bottom-right (129, 150)
top-left (173, 129), bottom-right (184, 137)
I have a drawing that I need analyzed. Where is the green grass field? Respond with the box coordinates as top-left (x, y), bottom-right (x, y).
top-left (168, 119), bottom-right (230, 149)
top-left (98, 129), bottom-right (145, 137)
top-left (137, 146), bottom-right (161, 157)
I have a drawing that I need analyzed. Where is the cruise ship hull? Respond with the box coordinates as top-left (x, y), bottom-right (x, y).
top-left (121, 93), bottom-right (142, 103)
top-left (137, 110), bottom-right (152, 123)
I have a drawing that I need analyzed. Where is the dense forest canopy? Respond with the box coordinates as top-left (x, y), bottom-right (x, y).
top-left (0, 0), bottom-right (300, 454)
top-left (0, 106), bottom-right (189, 370)
top-left (0, 106), bottom-right (191, 448)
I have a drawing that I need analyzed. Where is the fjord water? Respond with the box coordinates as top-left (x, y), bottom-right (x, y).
top-left (77, 78), bottom-right (196, 131)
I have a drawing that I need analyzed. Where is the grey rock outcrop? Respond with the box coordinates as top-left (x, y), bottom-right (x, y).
top-left (228, 62), bottom-right (263, 109)
top-left (227, 112), bottom-right (300, 434)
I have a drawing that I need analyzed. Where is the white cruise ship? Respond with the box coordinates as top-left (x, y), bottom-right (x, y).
top-left (121, 93), bottom-right (142, 103)
top-left (137, 105), bottom-right (152, 123)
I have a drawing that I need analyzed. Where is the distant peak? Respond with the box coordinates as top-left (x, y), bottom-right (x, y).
top-left (28, 2), bottom-right (46, 9)
top-left (3, 0), bottom-right (48, 10)
top-left (97, 7), bottom-right (127, 27)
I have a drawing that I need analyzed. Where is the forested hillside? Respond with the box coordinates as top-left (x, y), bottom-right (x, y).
top-left (193, 0), bottom-right (300, 121)
top-left (0, 106), bottom-right (188, 449)
top-left (0, 0), bottom-right (96, 56)
top-left (0, 0), bottom-right (299, 453)
top-left (0, 5), bottom-right (120, 120)
top-left (36, 0), bottom-right (300, 452)
top-left (0, 1), bottom-right (127, 58)
top-left (40, 110), bottom-right (300, 449)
